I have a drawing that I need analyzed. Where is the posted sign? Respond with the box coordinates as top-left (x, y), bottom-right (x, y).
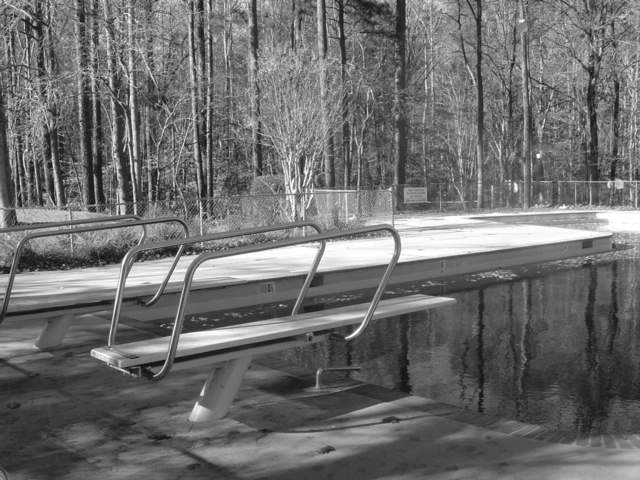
top-left (403, 186), bottom-right (428, 204)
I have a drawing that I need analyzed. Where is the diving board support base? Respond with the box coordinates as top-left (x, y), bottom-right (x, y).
top-left (34, 313), bottom-right (74, 350)
top-left (186, 334), bottom-right (325, 422)
top-left (190, 356), bottom-right (252, 422)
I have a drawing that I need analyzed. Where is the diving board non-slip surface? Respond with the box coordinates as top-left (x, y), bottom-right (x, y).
top-left (91, 294), bottom-right (454, 369)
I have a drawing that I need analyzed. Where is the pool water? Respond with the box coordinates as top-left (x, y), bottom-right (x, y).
top-left (187, 223), bottom-right (640, 436)
top-left (274, 227), bottom-right (640, 436)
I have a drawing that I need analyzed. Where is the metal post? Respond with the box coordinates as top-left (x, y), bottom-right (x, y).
top-left (68, 205), bottom-right (74, 257)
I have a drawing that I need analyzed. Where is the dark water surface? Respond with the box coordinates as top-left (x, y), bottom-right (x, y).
top-left (191, 225), bottom-right (640, 435)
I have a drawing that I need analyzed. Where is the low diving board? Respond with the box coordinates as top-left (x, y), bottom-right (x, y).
top-left (92, 224), bottom-right (456, 423)
top-left (92, 294), bottom-right (454, 369)
top-left (91, 293), bottom-right (455, 422)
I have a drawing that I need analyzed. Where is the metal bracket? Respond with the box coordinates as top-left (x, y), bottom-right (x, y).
top-left (314, 366), bottom-right (361, 390)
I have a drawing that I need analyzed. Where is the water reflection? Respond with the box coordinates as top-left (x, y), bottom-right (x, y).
top-left (383, 251), bottom-right (640, 435)
top-left (192, 231), bottom-right (640, 435)
top-left (279, 238), bottom-right (640, 435)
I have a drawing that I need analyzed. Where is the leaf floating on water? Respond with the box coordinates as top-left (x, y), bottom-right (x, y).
top-left (317, 445), bottom-right (335, 454)
top-left (381, 416), bottom-right (401, 424)
top-left (148, 432), bottom-right (172, 441)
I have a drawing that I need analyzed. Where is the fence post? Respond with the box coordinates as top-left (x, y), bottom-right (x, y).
top-left (68, 205), bottom-right (74, 257)
top-left (574, 183), bottom-right (577, 207)
top-left (490, 185), bottom-right (494, 209)
top-left (389, 188), bottom-right (394, 227)
top-left (439, 184), bottom-right (442, 212)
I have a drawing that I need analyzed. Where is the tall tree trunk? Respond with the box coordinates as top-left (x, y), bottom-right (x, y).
top-left (586, 64), bottom-right (599, 182)
top-left (317, 0), bottom-right (334, 187)
top-left (103, 0), bottom-right (133, 213)
top-left (196, 0), bottom-right (208, 197)
top-left (22, 15), bottom-right (35, 207)
top-left (33, 0), bottom-right (53, 205)
top-left (0, 83), bottom-right (18, 227)
top-left (40, 0), bottom-right (65, 207)
top-left (393, 0), bottom-right (407, 208)
top-left (5, 31), bottom-right (23, 207)
top-left (76, 0), bottom-right (95, 210)
top-left (188, 0), bottom-right (205, 198)
top-left (338, 0), bottom-right (350, 189)
top-left (223, 0), bottom-right (234, 175)
top-left (610, 21), bottom-right (620, 180)
top-left (127, 0), bottom-right (141, 211)
top-left (474, 0), bottom-right (484, 209)
top-left (144, 0), bottom-right (156, 202)
top-left (205, 0), bottom-right (215, 197)
top-left (519, 0), bottom-right (531, 208)
top-left (90, 0), bottom-right (105, 208)
top-left (248, 0), bottom-right (262, 177)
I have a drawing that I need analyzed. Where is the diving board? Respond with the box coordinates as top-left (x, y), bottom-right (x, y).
top-left (92, 224), bottom-right (457, 423)
top-left (91, 294), bottom-right (455, 422)
top-left (92, 294), bottom-right (454, 369)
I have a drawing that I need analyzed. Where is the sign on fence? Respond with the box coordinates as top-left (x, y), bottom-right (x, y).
top-left (403, 187), bottom-right (428, 204)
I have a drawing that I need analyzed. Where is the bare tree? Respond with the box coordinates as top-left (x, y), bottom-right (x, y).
top-left (75, 0), bottom-right (95, 210)
top-left (248, 0), bottom-right (263, 177)
top-left (187, 0), bottom-right (205, 198)
top-left (393, 0), bottom-right (407, 208)
top-left (127, 0), bottom-right (141, 210)
top-left (103, 0), bottom-right (132, 212)
top-left (259, 51), bottom-right (340, 220)
top-left (0, 81), bottom-right (17, 227)
top-left (519, 0), bottom-right (531, 208)
top-left (90, 0), bottom-right (105, 208)
top-left (317, 0), bottom-right (335, 187)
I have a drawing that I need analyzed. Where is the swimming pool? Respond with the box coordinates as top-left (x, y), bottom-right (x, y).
top-left (272, 226), bottom-right (639, 436)
top-left (186, 220), bottom-right (640, 436)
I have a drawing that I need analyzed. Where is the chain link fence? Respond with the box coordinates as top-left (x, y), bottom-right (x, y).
top-left (2, 189), bottom-right (394, 232)
top-left (0, 189), bottom-right (394, 270)
top-left (397, 181), bottom-right (640, 212)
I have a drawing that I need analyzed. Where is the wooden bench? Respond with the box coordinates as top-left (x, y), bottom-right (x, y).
top-left (91, 294), bottom-right (455, 422)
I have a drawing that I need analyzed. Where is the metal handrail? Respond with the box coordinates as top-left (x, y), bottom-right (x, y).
top-left (0, 214), bottom-right (141, 234)
top-left (0, 216), bottom-right (189, 323)
top-left (107, 221), bottom-right (324, 346)
top-left (142, 224), bottom-right (400, 381)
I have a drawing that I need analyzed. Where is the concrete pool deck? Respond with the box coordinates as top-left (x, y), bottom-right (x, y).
top-left (1, 212), bottom-right (612, 322)
top-left (3, 312), bottom-right (640, 480)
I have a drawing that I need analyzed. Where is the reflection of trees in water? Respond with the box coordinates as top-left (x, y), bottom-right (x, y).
top-left (476, 289), bottom-right (485, 413)
top-left (574, 261), bottom-right (622, 435)
top-left (457, 289), bottom-right (486, 413)
top-left (513, 279), bottom-right (532, 421)
top-left (277, 245), bottom-right (640, 434)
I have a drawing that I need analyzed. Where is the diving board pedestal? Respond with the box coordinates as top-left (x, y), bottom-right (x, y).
top-left (91, 294), bottom-right (455, 422)
top-left (34, 313), bottom-right (75, 350)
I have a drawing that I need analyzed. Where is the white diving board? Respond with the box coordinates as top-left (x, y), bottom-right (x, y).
top-left (91, 294), bottom-right (455, 422)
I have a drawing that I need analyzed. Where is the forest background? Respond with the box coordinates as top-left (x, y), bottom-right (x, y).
top-left (0, 0), bottom-right (636, 227)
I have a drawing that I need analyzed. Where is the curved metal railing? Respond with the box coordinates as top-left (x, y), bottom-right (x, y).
top-left (134, 224), bottom-right (400, 381)
top-left (0, 216), bottom-right (189, 323)
top-left (107, 221), bottom-right (324, 347)
top-left (0, 214), bottom-right (141, 234)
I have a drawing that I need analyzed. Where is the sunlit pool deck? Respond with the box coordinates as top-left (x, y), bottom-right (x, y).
top-left (0, 211), bottom-right (613, 320)
top-left (5, 211), bottom-right (640, 479)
